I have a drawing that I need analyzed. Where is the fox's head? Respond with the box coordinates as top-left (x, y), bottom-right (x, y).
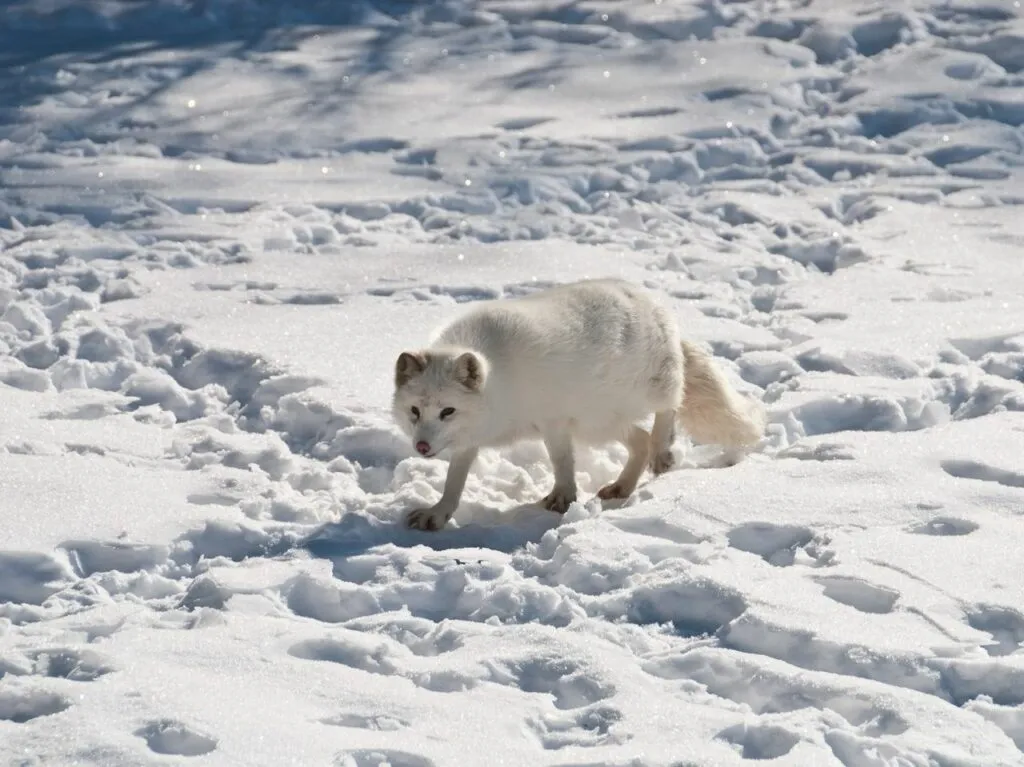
top-left (391, 346), bottom-right (489, 457)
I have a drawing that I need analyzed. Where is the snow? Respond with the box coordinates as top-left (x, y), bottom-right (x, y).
top-left (2, 0), bottom-right (1024, 764)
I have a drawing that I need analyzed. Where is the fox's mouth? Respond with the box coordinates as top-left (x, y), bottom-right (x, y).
top-left (416, 442), bottom-right (445, 459)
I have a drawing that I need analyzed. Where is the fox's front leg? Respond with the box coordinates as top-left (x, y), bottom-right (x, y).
top-left (406, 448), bottom-right (479, 532)
top-left (540, 427), bottom-right (577, 513)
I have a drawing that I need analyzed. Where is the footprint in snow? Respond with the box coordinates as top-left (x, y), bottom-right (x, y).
top-left (644, 647), bottom-right (911, 738)
top-left (908, 516), bottom-right (978, 536)
top-left (187, 492), bottom-right (242, 507)
top-left (487, 655), bottom-right (615, 711)
top-left (716, 721), bottom-right (800, 760)
top-left (136, 719), bottom-right (218, 757)
top-left (727, 522), bottom-right (835, 567)
top-left (800, 310), bottom-right (850, 324)
top-left (776, 442), bottom-right (856, 462)
top-left (335, 750), bottom-right (436, 767)
top-left (965, 605), bottom-right (1024, 657)
top-left (288, 636), bottom-right (401, 678)
top-left (814, 576), bottom-right (900, 614)
top-left (26, 647), bottom-right (115, 681)
top-left (502, 279), bottom-right (562, 298)
top-left (321, 712), bottom-right (410, 731)
top-left (496, 116), bottom-right (554, 131)
top-left (279, 291), bottom-right (344, 306)
top-left (941, 459), bottom-right (1024, 489)
top-left (0, 688), bottom-right (71, 723)
top-left (343, 614), bottom-right (465, 657)
top-left (615, 106), bottom-right (681, 119)
top-left (611, 515), bottom-right (705, 544)
top-left (289, 632), bottom-right (483, 695)
top-left (0, 550), bottom-right (74, 605)
top-left (59, 538), bottom-right (168, 578)
top-left (525, 702), bottom-right (628, 750)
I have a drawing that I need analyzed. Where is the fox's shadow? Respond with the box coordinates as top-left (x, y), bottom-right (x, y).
top-left (301, 501), bottom-right (565, 564)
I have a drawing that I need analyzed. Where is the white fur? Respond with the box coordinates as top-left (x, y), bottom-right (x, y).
top-left (392, 278), bottom-right (765, 531)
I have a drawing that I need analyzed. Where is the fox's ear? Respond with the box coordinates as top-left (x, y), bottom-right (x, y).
top-left (454, 352), bottom-right (486, 391)
top-left (395, 351), bottom-right (427, 387)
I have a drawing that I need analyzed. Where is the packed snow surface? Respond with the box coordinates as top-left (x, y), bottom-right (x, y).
top-left (2, 0), bottom-right (1024, 764)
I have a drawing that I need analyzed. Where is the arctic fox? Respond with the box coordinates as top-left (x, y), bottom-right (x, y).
top-left (392, 278), bottom-right (765, 531)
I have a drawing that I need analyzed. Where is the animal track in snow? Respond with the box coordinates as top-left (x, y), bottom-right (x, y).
top-left (825, 730), bottom-right (928, 767)
top-left (136, 719), bottom-right (218, 756)
top-left (716, 722), bottom-right (800, 760)
top-left (800, 310), bottom-right (850, 324)
top-left (611, 516), bottom-right (704, 544)
top-left (288, 636), bottom-right (401, 677)
top-left (322, 712), bottom-right (409, 731)
top-left (289, 628), bottom-right (478, 694)
top-left (368, 280), bottom-right (560, 305)
top-left (368, 283), bottom-right (501, 304)
top-left (187, 492), bottom-right (241, 507)
top-left (941, 459), bottom-right (1024, 489)
top-left (0, 688), bottom-right (71, 723)
top-left (525, 702), bottom-right (627, 750)
top-left (344, 615), bottom-right (465, 657)
top-left (948, 331), bottom-right (1024, 361)
top-left (783, 393), bottom-right (938, 437)
top-left (496, 116), bottom-right (555, 131)
top-left (736, 350), bottom-right (803, 388)
top-left (727, 522), bottom-right (834, 567)
top-left (27, 647), bottom-right (114, 681)
top-left (814, 576), bottom-right (900, 614)
top-left (60, 539), bottom-right (168, 577)
top-left (795, 347), bottom-right (921, 380)
top-left (909, 516), bottom-right (979, 536)
top-left (485, 655), bottom-right (614, 711)
top-left (194, 279), bottom-right (279, 292)
top-left (626, 575), bottom-right (748, 637)
top-left (966, 605), bottom-right (1024, 657)
top-left (644, 647), bottom-right (911, 735)
top-left (278, 291), bottom-right (344, 306)
top-left (335, 750), bottom-right (436, 767)
top-left (288, 626), bottom-right (479, 692)
top-left (777, 441), bottom-right (856, 462)
top-left (615, 106), bottom-right (681, 119)
top-left (0, 551), bottom-right (73, 604)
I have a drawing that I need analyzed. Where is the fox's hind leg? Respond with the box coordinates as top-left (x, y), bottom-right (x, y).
top-left (598, 425), bottom-right (651, 501)
top-left (649, 410), bottom-right (677, 475)
top-left (540, 426), bottom-right (578, 513)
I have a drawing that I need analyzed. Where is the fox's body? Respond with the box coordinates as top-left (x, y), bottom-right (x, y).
top-left (392, 279), bottom-right (764, 531)
top-left (428, 280), bottom-right (684, 448)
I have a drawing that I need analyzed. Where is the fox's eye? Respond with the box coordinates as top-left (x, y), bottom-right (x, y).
top-left (439, 407), bottom-right (456, 420)
top-left (411, 406), bottom-right (420, 419)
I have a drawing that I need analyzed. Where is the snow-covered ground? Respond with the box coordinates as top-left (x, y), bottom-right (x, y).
top-left (2, 0), bottom-right (1024, 764)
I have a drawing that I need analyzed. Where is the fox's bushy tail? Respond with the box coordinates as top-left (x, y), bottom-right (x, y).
top-left (678, 340), bottom-right (765, 451)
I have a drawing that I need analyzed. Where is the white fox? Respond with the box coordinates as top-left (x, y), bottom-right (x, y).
top-left (392, 278), bottom-right (765, 531)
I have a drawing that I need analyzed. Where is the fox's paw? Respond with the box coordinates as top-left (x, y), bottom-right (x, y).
top-left (649, 450), bottom-right (675, 475)
top-left (597, 482), bottom-right (635, 501)
top-left (405, 505), bottom-right (452, 532)
top-left (540, 487), bottom-right (577, 514)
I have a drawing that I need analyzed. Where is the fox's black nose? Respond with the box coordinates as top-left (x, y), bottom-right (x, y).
top-left (416, 441), bottom-right (431, 455)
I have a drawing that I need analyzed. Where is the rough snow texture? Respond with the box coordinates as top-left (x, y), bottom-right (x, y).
top-left (2, 0), bottom-right (1024, 764)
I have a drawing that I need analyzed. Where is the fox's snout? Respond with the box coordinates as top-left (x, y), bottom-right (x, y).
top-left (415, 440), bottom-right (432, 456)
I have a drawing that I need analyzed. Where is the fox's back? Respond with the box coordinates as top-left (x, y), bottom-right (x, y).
top-left (436, 279), bottom-right (667, 355)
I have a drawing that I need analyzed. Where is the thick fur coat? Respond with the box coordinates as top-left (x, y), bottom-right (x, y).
top-left (392, 279), bottom-right (765, 531)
